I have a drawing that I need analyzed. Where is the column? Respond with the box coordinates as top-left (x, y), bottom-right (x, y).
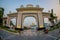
top-left (7, 16), bottom-right (10, 27)
top-left (38, 11), bottom-right (44, 28)
top-left (17, 12), bottom-right (22, 29)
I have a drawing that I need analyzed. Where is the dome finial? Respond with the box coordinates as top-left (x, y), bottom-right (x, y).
top-left (26, 4), bottom-right (33, 7)
top-left (20, 5), bottom-right (24, 8)
top-left (9, 11), bottom-right (11, 13)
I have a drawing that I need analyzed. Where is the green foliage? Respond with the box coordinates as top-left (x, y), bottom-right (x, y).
top-left (49, 9), bottom-right (57, 21)
top-left (10, 21), bottom-right (14, 26)
top-left (0, 37), bottom-right (2, 40)
top-left (49, 9), bottom-right (57, 27)
top-left (0, 26), bottom-right (17, 33)
top-left (49, 24), bottom-right (60, 31)
top-left (0, 7), bottom-right (4, 26)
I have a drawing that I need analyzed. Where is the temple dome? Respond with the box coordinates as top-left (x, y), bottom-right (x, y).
top-left (26, 4), bottom-right (33, 7)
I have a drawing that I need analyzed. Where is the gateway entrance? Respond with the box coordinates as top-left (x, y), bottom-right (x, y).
top-left (3, 4), bottom-right (50, 30)
top-left (22, 16), bottom-right (38, 30)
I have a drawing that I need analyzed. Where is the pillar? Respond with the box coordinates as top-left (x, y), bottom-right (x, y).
top-left (17, 12), bottom-right (22, 29)
top-left (38, 11), bottom-right (44, 28)
top-left (7, 16), bottom-right (10, 27)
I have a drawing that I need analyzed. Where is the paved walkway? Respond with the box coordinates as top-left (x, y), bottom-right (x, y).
top-left (0, 28), bottom-right (60, 40)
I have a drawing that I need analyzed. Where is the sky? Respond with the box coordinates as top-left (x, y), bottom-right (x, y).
top-left (0, 0), bottom-right (60, 26)
top-left (23, 17), bottom-right (37, 26)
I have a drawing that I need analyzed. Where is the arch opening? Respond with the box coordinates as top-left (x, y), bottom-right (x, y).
top-left (10, 17), bottom-right (16, 28)
top-left (22, 17), bottom-right (38, 30)
top-left (44, 18), bottom-right (50, 29)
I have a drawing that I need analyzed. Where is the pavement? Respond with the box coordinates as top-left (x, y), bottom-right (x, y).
top-left (0, 28), bottom-right (60, 40)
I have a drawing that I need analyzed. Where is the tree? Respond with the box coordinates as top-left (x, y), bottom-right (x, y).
top-left (49, 9), bottom-right (57, 27)
top-left (0, 7), bottom-right (4, 27)
top-left (10, 21), bottom-right (14, 26)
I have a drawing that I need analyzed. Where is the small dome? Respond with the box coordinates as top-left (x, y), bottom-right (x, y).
top-left (26, 4), bottom-right (33, 7)
top-left (9, 11), bottom-right (11, 13)
top-left (20, 5), bottom-right (24, 8)
top-left (36, 5), bottom-right (39, 7)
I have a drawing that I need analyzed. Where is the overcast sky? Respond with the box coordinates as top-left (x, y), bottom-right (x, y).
top-left (0, 0), bottom-right (60, 19)
top-left (0, 0), bottom-right (60, 16)
top-left (0, 0), bottom-right (60, 26)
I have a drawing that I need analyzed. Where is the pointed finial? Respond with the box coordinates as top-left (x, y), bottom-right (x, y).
top-left (20, 5), bottom-right (24, 8)
top-left (9, 11), bottom-right (11, 13)
top-left (36, 5), bottom-right (39, 7)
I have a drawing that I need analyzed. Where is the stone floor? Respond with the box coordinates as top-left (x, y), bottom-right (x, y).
top-left (0, 28), bottom-right (60, 40)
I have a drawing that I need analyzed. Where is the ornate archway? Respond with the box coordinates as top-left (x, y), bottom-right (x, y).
top-left (4, 4), bottom-right (50, 30)
top-left (21, 13), bottom-right (39, 29)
